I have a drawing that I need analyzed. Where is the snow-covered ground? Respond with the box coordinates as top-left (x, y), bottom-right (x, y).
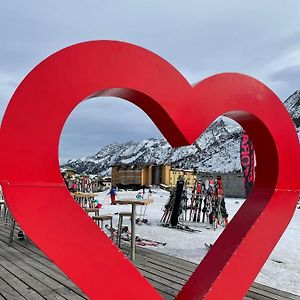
top-left (94, 188), bottom-right (300, 296)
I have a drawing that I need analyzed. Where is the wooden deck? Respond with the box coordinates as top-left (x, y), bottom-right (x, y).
top-left (0, 225), bottom-right (299, 300)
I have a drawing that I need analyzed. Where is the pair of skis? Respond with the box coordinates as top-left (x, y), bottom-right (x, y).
top-left (159, 223), bottom-right (201, 233)
top-left (104, 225), bottom-right (166, 247)
top-left (160, 191), bottom-right (176, 224)
top-left (122, 235), bottom-right (166, 247)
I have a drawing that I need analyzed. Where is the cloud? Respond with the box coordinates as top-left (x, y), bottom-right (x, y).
top-left (1, 0), bottom-right (300, 161)
top-left (59, 97), bottom-right (162, 162)
top-left (269, 65), bottom-right (300, 100)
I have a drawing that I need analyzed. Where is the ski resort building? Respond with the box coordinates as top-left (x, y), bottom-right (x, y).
top-left (111, 164), bottom-right (152, 188)
top-left (168, 167), bottom-right (197, 188)
top-left (111, 164), bottom-right (197, 189)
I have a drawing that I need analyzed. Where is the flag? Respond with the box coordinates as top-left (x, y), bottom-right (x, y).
top-left (240, 131), bottom-right (255, 197)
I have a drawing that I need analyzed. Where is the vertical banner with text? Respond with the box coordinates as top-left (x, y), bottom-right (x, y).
top-left (240, 130), bottom-right (255, 197)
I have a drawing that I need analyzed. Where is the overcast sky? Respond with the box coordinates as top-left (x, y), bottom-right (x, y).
top-left (1, 1), bottom-right (300, 162)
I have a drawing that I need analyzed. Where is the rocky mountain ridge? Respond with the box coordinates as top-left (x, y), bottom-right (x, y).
top-left (62, 91), bottom-right (300, 176)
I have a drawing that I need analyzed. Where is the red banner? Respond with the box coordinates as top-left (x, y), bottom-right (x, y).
top-left (240, 131), bottom-right (255, 196)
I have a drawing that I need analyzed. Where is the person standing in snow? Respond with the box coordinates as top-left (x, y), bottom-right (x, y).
top-left (136, 191), bottom-right (143, 199)
top-left (108, 186), bottom-right (117, 205)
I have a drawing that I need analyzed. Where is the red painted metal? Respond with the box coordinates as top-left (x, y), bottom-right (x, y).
top-left (0, 41), bottom-right (299, 299)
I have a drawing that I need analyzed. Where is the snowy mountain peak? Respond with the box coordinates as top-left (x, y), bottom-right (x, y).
top-left (62, 94), bottom-right (299, 176)
top-left (62, 118), bottom-right (243, 176)
top-left (284, 90), bottom-right (300, 132)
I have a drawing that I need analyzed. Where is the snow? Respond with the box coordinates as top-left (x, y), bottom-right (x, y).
top-left (121, 153), bottom-right (143, 164)
top-left (285, 90), bottom-right (300, 119)
top-left (94, 188), bottom-right (300, 296)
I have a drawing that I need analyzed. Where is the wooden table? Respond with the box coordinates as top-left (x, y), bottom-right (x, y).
top-left (84, 207), bottom-right (100, 216)
top-left (114, 198), bottom-right (153, 261)
top-left (71, 192), bottom-right (98, 198)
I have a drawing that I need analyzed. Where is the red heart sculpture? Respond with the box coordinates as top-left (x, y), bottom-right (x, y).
top-left (0, 41), bottom-right (299, 299)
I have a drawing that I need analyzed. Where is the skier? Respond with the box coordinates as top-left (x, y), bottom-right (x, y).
top-left (108, 186), bottom-right (117, 205)
top-left (93, 198), bottom-right (102, 209)
top-left (136, 191), bottom-right (143, 199)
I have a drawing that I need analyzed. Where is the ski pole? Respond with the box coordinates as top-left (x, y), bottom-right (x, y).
top-left (141, 205), bottom-right (148, 221)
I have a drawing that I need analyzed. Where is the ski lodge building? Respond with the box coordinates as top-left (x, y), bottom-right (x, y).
top-left (111, 164), bottom-right (197, 189)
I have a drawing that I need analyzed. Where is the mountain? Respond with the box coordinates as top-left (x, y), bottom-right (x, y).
top-left (284, 90), bottom-right (300, 138)
top-left (62, 92), bottom-right (300, 176)
top-left (62, 119), bottom-right (243, 176)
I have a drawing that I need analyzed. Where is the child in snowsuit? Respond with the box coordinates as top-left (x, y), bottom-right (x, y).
top-left (108, 187), bottom-right (117, 205)
top-left (136, 191), bottom-right (143, 199)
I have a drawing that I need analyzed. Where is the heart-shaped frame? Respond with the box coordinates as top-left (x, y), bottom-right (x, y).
top-left (0, 41), bottom-right (299, 299)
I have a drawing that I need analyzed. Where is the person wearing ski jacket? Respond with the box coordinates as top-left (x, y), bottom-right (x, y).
top-left (108, 187), bottom-right (117, 205)
top-left (136, 191), bottom-right (143, 199)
